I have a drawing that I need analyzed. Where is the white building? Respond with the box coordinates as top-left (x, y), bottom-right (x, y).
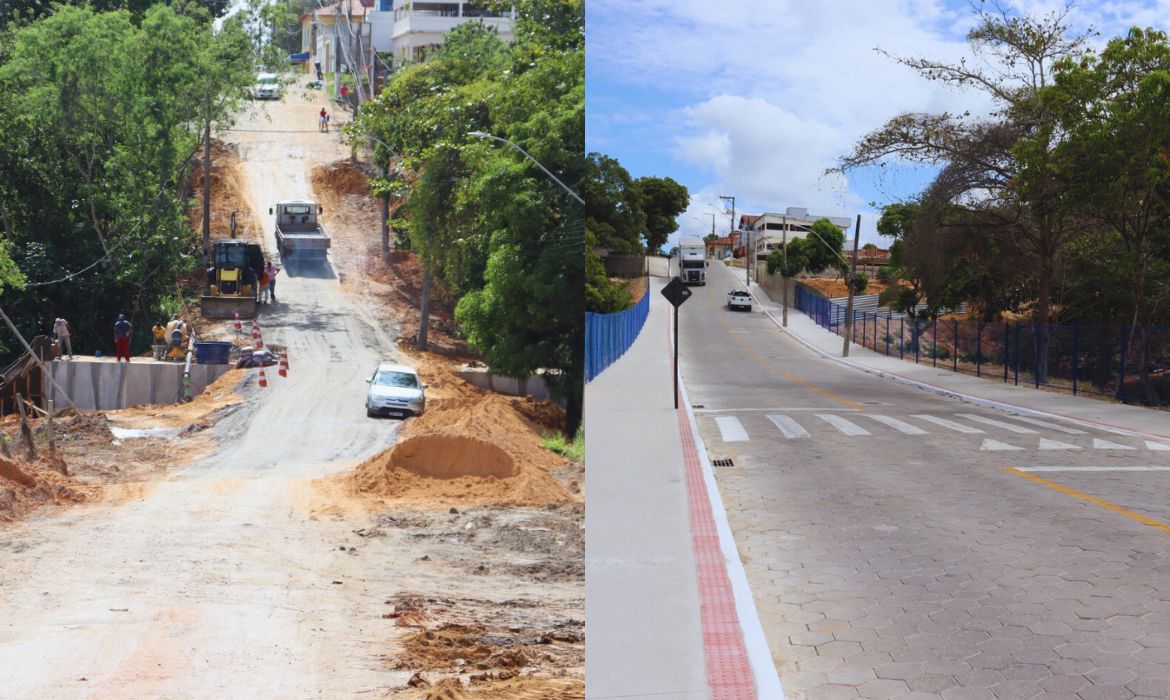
top-left (368, 0), bottom-right (515, 65)
top-left (745, 207), bottom-right (852, 257)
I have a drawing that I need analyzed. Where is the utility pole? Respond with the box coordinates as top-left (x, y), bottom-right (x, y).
top-left (842, 214), bottom-right (861, 357)
top-left (782, 214), bottom-right (788, 327)
top-left (202, 87), bottom-right (211, 267)
top-left (719, 194), bottom-right (737, 280)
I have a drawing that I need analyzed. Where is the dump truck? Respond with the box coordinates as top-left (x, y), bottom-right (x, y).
top-left (201, 239), bottom-right (264, 319)
top-left (678, 237), bottom-right (708, 285)
top-left (270, 200), bottom-right (330, 257)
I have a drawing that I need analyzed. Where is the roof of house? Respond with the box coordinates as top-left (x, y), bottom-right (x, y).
top-left (303, 0), bottom-right (372, 21)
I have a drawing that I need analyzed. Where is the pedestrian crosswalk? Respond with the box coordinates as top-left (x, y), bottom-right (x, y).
top-left (703, 411), bottom-right (1170, 453)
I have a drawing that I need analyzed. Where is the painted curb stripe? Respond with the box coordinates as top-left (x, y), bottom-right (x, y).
top-left (1005, 466), bottom-right (1170, 534)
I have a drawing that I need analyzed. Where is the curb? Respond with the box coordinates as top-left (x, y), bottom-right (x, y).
top-left (671, 308), bottom-right (786, 699)
top-left (745, 285), bottom-right (1170, 443)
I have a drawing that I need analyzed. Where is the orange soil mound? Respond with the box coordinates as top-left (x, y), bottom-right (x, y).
top-left (346, 353), bottom-right (572, 508)
top-left (407, 675), bottom-right (584, 700)
top-left (0, 454), bottom-right (94, 522)
top-left (188, 141), bottom-right (263, 244)
top-left (799, 277), bottom-right (891, 299)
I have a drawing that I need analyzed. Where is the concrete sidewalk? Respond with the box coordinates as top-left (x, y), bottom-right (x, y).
top-left (585, 278), bottom-right (771, 699)
top-left (729, 267), bottom-right (1170, 440)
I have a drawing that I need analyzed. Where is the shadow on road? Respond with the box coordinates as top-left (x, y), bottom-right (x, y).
top-left (282, 255), bottom-right (336, 279)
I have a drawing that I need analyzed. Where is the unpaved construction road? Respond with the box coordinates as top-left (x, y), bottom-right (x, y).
top-left (0, 87), bottom-right (582, 698)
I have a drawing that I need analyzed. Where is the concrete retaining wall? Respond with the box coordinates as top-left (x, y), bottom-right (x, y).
top-left (44, 359), bottom-right (232, 411)
top-left (457, 368), bottom-right (553, 402)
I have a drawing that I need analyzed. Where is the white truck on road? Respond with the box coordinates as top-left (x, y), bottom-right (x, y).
top-left (270, 200), bottom-right (330, 257)
top-left (678, 238), bottom-right (708, 285)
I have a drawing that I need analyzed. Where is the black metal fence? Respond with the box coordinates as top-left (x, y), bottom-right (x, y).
top-left (795, 284), bottom-right (1170, 406)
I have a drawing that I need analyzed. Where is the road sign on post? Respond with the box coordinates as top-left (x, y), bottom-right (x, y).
top-left (661, 278), bottom-right (692, 409)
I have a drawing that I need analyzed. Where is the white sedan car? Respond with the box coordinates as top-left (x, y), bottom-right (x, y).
top-left (727, 289), bottom-right (752, 311)
top-left (252, 73), bottom-right (282, 100)
top-left (365, 363), bottom-right (426, 418)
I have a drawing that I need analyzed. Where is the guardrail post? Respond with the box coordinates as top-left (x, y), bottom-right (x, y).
top-left (1071, 323), bottom-right (1079, 396)
top-left (953, 319), bottom-right (959, 372)
top-left (932, 318), bottom-right (938, 367)
top-left (1014, 323), bottom-right (1021, 385)
top-left (976, 320), bottom-right (982, 377)
top-left (1117, 325), bottom-right (1128, 403)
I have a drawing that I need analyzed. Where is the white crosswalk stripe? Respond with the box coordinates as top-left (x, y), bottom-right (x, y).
top-left (1148, 441), bottom-right (1170, 451)
top-left (1092, 438), bottom-right (1134, 450)
top-left (958, 414), bottom-right (1038, 434)
top-left (817, 414), bottom-right (871, 436)
top-left (767, 414), bottom-right (810, 439)
top-left (981, 439), bottom-right (1022, 451)
top-left (715, 416), bottom-right (749, 442)
top-left (912, 415), bottom-right (984, 434)
top-left (864, 415), bottom-right (928, 435)
top-left (1039, 438), bottom-right (1081, 450)
top-left (1002, 415), bottom-right (1087, 434)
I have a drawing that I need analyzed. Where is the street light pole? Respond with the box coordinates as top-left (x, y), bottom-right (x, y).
top-left (719, 194), bottom-right (737, 281)
top-left (782, 214), bottom-right (788, 327)
top-left (467, 131), bottom-right (584, 205)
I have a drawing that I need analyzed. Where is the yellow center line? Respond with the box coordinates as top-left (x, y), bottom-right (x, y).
top-left (716, 298), bottom-right (863, 411)
top-left (1004, 466), bottom-right (1170, 534)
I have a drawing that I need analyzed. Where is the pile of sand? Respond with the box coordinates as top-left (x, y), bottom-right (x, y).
top-left (345, 354), bottom-right (573, 508)
top-left (0, 454), bottom-right (93, 522)
top-left (110, 368), bottom-right (245, 430)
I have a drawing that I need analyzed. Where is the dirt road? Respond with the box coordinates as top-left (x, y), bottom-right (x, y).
top-left (0, 87), bottom-right (583, 697)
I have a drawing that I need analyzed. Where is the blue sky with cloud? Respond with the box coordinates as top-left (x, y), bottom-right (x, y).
top-left (586, 0), bottom-right (1168, 248)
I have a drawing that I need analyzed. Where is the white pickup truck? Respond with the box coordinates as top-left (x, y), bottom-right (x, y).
top-left (270, 200), bottom-right (330, 257)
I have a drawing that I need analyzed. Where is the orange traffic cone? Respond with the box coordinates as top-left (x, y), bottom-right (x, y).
top-left (252, 321), bottom-right (263, 349)
top-left (233, 311), bottom-right (242, 331)
top-left (258, 368), bottom-right (268, 388)
top-left (278, 353), bottom-right (288, 377)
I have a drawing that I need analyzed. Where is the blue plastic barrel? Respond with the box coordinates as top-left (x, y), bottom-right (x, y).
top-left (194, 341), bottom-right (233, 365)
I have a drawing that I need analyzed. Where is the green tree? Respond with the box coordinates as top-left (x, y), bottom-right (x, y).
top-left (0, 3), bottom-right (253, 359)
top-left (583, 153), bottom-right (644, 253)
top-left (837, 5), bottom-right (1091, 381)
top-left (632, 175), bottom-right (689, 254)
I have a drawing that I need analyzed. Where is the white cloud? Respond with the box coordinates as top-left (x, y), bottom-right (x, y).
top-left (672, 95), bottom-right (855, 217)
top-left (589, 0), bottom-right (1163, 246)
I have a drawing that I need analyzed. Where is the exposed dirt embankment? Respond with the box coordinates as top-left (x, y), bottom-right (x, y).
top-left (188, 141), bottom-right (264, 244)
top-left (0, 453), bottom-right (92, 522)
top-left (0, 370), bottom-right (245, 523)
top-left (344, 356), bottom-right (575, 509)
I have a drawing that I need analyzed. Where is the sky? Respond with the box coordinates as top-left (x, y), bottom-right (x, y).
top-left (586, 0), bottom-right (1170, 250)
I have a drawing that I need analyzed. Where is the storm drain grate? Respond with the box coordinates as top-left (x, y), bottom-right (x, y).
top-left (712, 458), bottom-right (734, 467)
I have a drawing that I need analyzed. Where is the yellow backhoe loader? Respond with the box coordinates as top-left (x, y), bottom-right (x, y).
top-left (201, 239), bottom-right (263, 319)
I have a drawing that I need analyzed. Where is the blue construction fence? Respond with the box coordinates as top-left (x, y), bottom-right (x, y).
top-left (585, 291), bottom-right (650, 382)
top-left (795, 283), bottom-right (1170, 406)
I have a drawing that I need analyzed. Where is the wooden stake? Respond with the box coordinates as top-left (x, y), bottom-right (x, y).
top-left (15, 392), bottom-right (35, 460)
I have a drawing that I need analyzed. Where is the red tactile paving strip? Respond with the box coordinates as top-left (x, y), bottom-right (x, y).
top-left (674, 376), bottom-right (757, 696)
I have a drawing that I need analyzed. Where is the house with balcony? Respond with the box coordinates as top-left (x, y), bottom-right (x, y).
top-left (300, 0), bottom-right (373, 79)
top-left (368, 1), bottom-right (515, 67)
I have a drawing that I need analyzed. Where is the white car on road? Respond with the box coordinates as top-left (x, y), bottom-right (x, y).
top-left (365, 363), bottom-right (426, 418)
top-left (727, 289), bottom-right (752, 311)
top-left (252, 73), bottom-right (282, 100)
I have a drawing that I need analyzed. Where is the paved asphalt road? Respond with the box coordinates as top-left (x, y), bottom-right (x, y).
top-left (679, 260), bottom-right (1170, 700)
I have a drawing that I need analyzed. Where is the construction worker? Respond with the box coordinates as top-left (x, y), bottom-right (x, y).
top-left (53, 317), bottom-right (74, 359)
top-left (113, 314), bottom-right (132, 362)
top-left (265, 261), bottom-right (281, 303)
top-left (151, 321), bottom-right (167, 360)
top-left (164, 314), bottom-right (184, 358)
top-left (258, 265), bottom-right (270, 303)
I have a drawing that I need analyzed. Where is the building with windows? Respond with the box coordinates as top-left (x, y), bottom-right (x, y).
top-left (741, 207), bottom-right (852, 259)
top-left (368, 1), bottom-right (515, 66)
